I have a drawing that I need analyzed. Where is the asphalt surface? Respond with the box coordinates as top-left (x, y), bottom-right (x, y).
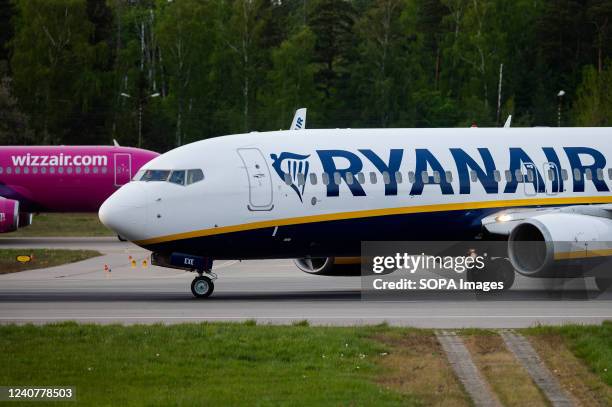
top-left (0, 237), bottom-right (611, 328)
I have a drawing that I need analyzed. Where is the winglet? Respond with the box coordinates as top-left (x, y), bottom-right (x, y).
top-left (113, 139), bottom-right (120, 147)
top-left (503, 115), bottom-right (512, 128)
top-left (290, 108), bottom-right (307, 130)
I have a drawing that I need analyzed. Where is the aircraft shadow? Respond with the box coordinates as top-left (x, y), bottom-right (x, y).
top-left (0, 289), bottom-right (611, 302)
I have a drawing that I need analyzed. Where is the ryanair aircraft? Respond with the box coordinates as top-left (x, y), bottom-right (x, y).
top-left (99, 122), bottom-right (612, 297)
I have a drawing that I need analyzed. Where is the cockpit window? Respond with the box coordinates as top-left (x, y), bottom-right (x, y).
top-left (141, 169), bottom-right (171, 182)
top-left (187, 169), bottom-right (204, 185)
top-left (133, 170), bottom-right (145, 181)
top-left (169, 170), bottom-right (186, 185)
top-left (134, 168), bottom-right (203, 185)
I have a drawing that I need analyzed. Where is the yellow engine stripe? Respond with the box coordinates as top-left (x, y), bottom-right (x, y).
top-left (135, 195), bottom-right (612, 246)
top-left (554, 248), bottom-right (612, 260)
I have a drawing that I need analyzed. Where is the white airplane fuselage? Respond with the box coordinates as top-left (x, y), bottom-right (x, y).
top-left (99, 127), bottom-right (612, 260)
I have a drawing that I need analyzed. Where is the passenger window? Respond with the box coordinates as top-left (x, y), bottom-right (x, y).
top-left (33, 167), bottom-right (38, 174)
top-left (609, 169), bottom-right (612, 180)
top-left (395, 171), bottom-right (403, 184)
top-left (66, 167), bottom-right (72, 174)
top-left (0, 167), bottom-right (3, 174)
top-left (585, 168), bottom-right (592, 180)
top-left (6, 167), bottom-right (12, 174)
top-left (345, 172), bottom-right (354, 185)
top-left (573, 168), bottom-right (581, 181)
top-left (169, 170), bottom-right (186, 186)
top-left (421, 171), bottom-right (428, 184)
top-left (102, 167), bottom-right (108, 174)
top-left (283, 173), bottom-right (292, 185)
top-left (24, 167), bottom-right (29, 174)
top-left (561, 169), bottom-right (569, 181)
top-left (548, 169), bottom-right (556, 181)
top-left (322, 173), bottom-right (330, 186)
top-left (357, 172), bottom-right (365, 185)
top-left (526, 169), bottom-right (534, 182)
top-left (41, 167), bottom-right (47, 174)
top-left (514, 169), bottom-right (522, 182)
top-left (15, 167), bottom-right (21, 174)
top-left (297, 173), bottom-right (306, 186)
top-left (433, 171), bottom-right (441, 184)
top-left (445, 171), bottom-right (453, 183)
top-left (333, 172), bottom-right (342, 185)
top-left (309, 173), bottom-right (317, 185)
top-left (382, 171), bottom-right (391, 185)
top-left (470, 170), bottom-right (477, 182)
top-left (369, 172), bottom-right (377, 184)
top-left (303, 173), bottom-right (312, 187)
top-left (493, 170), bottom-right (501, 182)
top-left (597, 169), bottom-right (604, 181)
top-left (75, 167), bottom-right (80, 174)
top-left (93, 167), bottom-right (99, 174)
top-left (505, 170), bottom-right (512, 182)
top-left (408, 171), bottom-right (415, 183)
top-left (84, 167), bottom-right (89, 174)
top-left (187, 169), bottom-right (204, 184)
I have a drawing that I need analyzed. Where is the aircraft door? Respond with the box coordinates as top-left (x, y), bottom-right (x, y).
top-left (522, 163), bottom-right (538, 196)
top-left (114, 153), bottom-right (132, 186)
top-left (543, 162), bottom-right (560, 196)
top-left (237, 148), bottom-right (274, 211)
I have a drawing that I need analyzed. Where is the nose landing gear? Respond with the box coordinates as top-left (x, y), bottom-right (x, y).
top-left (150, 252), bottom-right (217, 298)
top-left (191, 271), bottom-right (217, 298)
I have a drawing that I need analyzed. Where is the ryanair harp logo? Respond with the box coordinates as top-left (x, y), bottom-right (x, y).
top-left (270, 152), bottom-right (310, 202)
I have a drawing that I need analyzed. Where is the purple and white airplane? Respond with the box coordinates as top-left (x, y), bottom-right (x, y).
top-left (0, 145), bottom-right (158, 233)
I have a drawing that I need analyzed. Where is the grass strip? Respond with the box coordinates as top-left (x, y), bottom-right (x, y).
top-left (7, 213), bottom-right (113, 237)
top-left (0, 249), bottom-right (101, 274)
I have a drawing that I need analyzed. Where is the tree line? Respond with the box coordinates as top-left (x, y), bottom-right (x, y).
top-left (0, 0), bottom-right (611, 152)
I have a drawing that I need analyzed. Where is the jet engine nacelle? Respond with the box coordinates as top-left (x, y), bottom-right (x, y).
top-left (294, 257), bottom-right (361, 276)
top-left (508, 213), bottom-right (612, 277)
top-left (0, 198), bottom-right (20, 233)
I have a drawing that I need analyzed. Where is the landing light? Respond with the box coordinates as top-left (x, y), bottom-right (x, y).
top-left (496, 214), bottom-right (513, 223)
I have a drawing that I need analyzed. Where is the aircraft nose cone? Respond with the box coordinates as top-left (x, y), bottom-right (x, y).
top-left (99, 183), bottom-right (147, 240)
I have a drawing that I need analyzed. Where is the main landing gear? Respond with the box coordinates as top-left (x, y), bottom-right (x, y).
top-left (467, 257), bottom-right (515, 291)
top-left (191, 271), bottom-right (217, 298)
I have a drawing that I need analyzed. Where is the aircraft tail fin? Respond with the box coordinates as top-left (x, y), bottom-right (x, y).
top-left (503, 115), bottom-right (512, 128)
top-left (290, 108), bottom-right (307, 130)
top-left (113, 139), bottom-right (120, 147)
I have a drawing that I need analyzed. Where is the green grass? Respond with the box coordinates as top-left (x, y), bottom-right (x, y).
top-left (0, 249), bottom-right (101, 274)
top-left (526, 321), bottom-right (612, 386)
top-left (0, 323), bottom-right (416, 406)
top-left (7, 213), bottom-right (113, 237)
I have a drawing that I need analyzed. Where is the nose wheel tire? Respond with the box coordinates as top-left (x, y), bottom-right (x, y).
top-left (191, 276), bottom-right (214, 298)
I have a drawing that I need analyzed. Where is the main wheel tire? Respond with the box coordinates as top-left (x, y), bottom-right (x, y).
top-left (467, 258), bottom-right (515, 292)
top-left (594, 277), bottom-right (612, 293)
top-left (191, 276), bottom-right (214, 298)
top-left (491, 258), bottom-right (515, 291)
